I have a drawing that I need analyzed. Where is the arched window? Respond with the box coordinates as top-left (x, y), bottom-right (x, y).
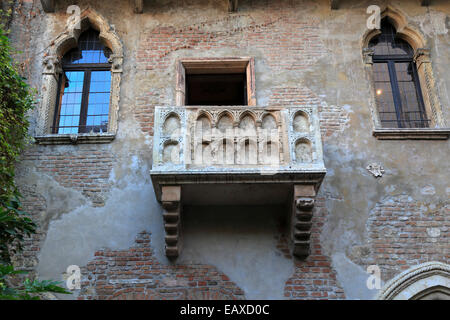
top-left (369, 18), bottom-right (428, 128)
top-left (53, 29), bottom-right (112, 134)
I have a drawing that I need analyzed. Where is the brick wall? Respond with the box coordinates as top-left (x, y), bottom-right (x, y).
top-left (284, 197), bottom-right (346, 300)
top-left (268, 86), bottom-right (350, 139)
top-left (78, 231), bottom-right (245, 300)
top-left (134, 5), bottom-right (328, 135)
top-left (22, 146), bottom-right (114, 207)
top-left (12, 186), bottom-right (47, 273)
top-left (366, 195), bottom-right (450, 281)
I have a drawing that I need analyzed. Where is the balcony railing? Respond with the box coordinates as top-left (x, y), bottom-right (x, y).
top-left (151, 105), bottom-right (325, 174)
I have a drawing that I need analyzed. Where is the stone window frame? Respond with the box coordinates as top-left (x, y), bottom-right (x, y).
top-left (376, 261), bottom-right (450, 300)
top-left (175, 57), bottom-right (256, 107)
top-left (35, 9), bottom-right (123, 145)
top-left (362, 7), bottom-right (450, 140)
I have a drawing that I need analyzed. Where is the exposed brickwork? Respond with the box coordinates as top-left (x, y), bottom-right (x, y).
top-left (134, 5), bottom-right (327, 134)
top-left (21, 146), bottom-right (114, 206)
top-left (318, 104), bottom-right (350, 139)
top-left (78, 231), bottom-right (245, 300)
top-left (134, 91), bottom-right (162, 136)
top-left (284, 197), bottom-right (346, 300)
top-left (269, 86), bottom-right (350, 139)
top-left (137, 12), bottom-right (325, 72)
top-left (11, 186), bottom-right (46, 273)
top-left (365, 195), bottom-right (450, 281)
top-left (268, 86), bottom-right (321, 106)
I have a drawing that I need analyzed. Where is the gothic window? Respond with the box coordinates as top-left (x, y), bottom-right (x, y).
top-left (369, 19), bottom-right (428, 128)
top-left (53, 29), bottom-right (112, 134)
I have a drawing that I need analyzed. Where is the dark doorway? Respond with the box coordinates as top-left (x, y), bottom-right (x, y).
top-left (186, 73), bottom-right (247, 106)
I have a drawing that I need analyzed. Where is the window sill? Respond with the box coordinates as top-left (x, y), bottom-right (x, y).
top-left (34, 133), bottom-right (116, 145)
top-left (373, 128), bottom-right (450, 140)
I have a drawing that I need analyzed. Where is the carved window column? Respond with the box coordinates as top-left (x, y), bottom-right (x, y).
top-left (108, 54), bottom-right (124, 134)
top-left (161, 186), bottom-right (182, 258)
top-left (414, 48), bottom-right (445, 128)
top-left (292, 185), bottom-right (316, 259)
top-left (36, 56), bottom-right (62, 136)
top-left (362, 48), bottom-right (383, 129)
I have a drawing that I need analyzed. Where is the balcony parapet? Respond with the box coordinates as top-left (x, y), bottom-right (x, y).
top-left (151, 105), bottom-right (325, 174)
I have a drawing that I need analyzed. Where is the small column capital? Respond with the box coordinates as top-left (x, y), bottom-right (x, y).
top-left (362, 48), bottom-right (375, 65)
top-left (42, 55), bottom-right (62, 76)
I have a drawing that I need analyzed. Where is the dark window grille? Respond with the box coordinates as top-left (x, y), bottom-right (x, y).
top-left (53, 29), bottom-right (112, 134)
top-left (369, 19), bottom-right (429, 128)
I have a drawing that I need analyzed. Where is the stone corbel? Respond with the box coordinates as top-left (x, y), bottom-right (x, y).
top-left (292, 185), bottom-right (316, 259)
top-left (161, 186), bottom-right (182, 258)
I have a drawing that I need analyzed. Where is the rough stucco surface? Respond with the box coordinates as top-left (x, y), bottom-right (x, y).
top-left (6, 0), bottom-right (450, 299)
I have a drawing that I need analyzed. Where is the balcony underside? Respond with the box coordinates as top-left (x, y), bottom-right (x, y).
top-left (151, 170), bottom-right (326, 205)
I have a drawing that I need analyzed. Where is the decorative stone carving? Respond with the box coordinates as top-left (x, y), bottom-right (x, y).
top-left (42, 55), bottom-right (61, 76)
top-left (109, 54), bottom-right (124, 73)
top-left (292, 185), bottom-right (316, 258)
top-left (366, 163), bottom-right (385, 177)
top-left (377, 262), bottom-right (450, 300)
top-left (295, 139), bottom-right (313, 163)
top-left (161, 186), bottom-right (182, 258)
top-left (362, 48), bottom-right (374, 65)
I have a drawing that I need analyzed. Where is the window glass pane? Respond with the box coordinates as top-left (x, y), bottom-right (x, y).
top-left (57, 71), bottom-right (84, 134)
top-left (395, 62), bottom-right (428, 128)
top-left (373, 63), bottom-right (398, 128)
top-left (62, 29), bottom-right (111, 65)
top-left (85, 71), bottom-right (111, 133)
top-left (369, 19), bottom-right (414, 56)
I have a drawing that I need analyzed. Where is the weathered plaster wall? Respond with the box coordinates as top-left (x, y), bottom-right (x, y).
top-left (8, 0), bottom-right (450, 299)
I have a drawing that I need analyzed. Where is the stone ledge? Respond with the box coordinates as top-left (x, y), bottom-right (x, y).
top-left (34, 133), bottom-right (116, 145)
top-left (373, 128), bottom-right (450, 140)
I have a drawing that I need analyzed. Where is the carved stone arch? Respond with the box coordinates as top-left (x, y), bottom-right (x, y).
top-left (294, 138), bottom-right (313, 163)
top-left (50, 8), bottom-right (123, 60)
top-left (361, 5), bottom-right (448, 137)
top-left (361, 6), bottom-right (426, 53)
top-left (35, 8), bottom-right (124, 143)
top-left (238, 111), bottom-right (257, 138)
top-left (261, 112), bottom-right (278, 130)
top-left (196, 110), bottom-right (214, 126)
top-left (377, 262), bottom-right (450, 300)
top-left (239, 110), bottom-right (257, 124)
top-left (162, 112), bottom-right (181, 136)
top-left (292, 110), bottom-right (310, 133)
top-left (217, 110), bottom-right (235, 123)
top-left (216, 110), bottom-right (235, 134)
